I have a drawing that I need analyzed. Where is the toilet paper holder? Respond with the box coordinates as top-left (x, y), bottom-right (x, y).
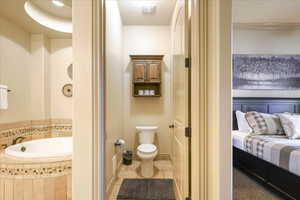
top-left (114, 139), bottom-right (125, 146)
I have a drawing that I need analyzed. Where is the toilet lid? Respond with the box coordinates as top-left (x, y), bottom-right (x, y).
top-left (138, 144), bottom-right (157, 153)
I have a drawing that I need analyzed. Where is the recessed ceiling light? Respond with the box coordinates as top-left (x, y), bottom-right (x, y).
top-left (52, 0), bottom-right (64, 7)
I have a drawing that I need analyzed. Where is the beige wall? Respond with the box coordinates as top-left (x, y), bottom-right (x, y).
top-left (105, 0), bottom-right (124, 193)
top-left (123, 25), bottom-right (172, 155)
top-left (73, 0), bottom-right (94, 199)
top-left (233, 27), bottom-right (300, 97)
top-left (50, 39), bottom-right (73, 119)
top-left (0, 16), bottom-right (72, 123)
top-left (30, 34), bottom-right (50, 120)
top-left (0, 16), bottom-right (32, 123)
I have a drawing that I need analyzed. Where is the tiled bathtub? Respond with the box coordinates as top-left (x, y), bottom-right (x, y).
top-left (0, 137), bottom-right (72, 200)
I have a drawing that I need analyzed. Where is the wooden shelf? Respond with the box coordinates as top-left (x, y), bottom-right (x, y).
top-left (134, 95), bottom-right (161, 97)
top-left (133, 81), bottom-right (161, 84)
top-left (131, 55), bottom-right (163, 97)
top-left (130, 55), bottom-right (164, 60)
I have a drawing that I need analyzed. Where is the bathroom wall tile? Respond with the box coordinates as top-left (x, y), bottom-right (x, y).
top-left (23, 179), bottom-right (33, 200)
top-left (0, 137), bottom-right (9, 150)
top-left (51, 119), bottom-right (72, 138)
top-left (31, 120), bottom-right (51, 126)
top-left (0, 121), bottom-right (31, 130)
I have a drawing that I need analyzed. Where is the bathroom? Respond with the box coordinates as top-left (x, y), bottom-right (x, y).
top-left (0, 0), bottom-right (72, 199)
top-left (0, 0), bottom-right (189, 199)
top-left (105, 0), bottom-right (189, 199)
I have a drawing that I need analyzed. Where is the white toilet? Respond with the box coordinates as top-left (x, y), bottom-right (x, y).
top-left (136, 126), bottom-right (158, 178)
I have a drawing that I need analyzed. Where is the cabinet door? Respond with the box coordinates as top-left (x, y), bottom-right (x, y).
top-left (133, 62), bottom-right (146, 82)
top-left (147, 61), bottom-right (161, 82)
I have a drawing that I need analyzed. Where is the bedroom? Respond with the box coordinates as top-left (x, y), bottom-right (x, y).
top-left (232, 1), bottom-right (300, 199)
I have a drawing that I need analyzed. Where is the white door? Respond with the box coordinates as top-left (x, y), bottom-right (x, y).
top-left (171, 0), bottom-right (190, 199)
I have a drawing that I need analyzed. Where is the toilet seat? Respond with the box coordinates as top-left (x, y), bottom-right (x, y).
top-left (137, 144), bottom-right (157, 154)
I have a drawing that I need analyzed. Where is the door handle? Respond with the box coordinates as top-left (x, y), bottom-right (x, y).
top-left (169, 124), bottom-right (175, 128)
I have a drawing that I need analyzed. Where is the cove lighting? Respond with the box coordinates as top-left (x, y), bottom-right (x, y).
top-left (52, 0), bottom-right (65, 7)
top-left (24, 1), bottom-right (72, 33)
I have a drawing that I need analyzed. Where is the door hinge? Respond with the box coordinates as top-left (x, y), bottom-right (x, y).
top-left (185, 197), bottom-right (192, 200)
top-left (185, 57), bottom-right (191, 68)
top-left (185, 127), bottom-right (191, 138)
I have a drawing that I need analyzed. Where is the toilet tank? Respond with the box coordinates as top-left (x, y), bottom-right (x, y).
top-left (136, 126), bottom-right (158, 144)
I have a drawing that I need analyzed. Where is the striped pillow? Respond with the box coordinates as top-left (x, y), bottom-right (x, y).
top-left (245, 111), bottom-right (284, 135)
top-left (278, 113), bottom-right (300, 139)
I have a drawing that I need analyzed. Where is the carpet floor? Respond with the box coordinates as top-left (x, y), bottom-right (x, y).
top-left (233, 168), bottom-right (284, 200)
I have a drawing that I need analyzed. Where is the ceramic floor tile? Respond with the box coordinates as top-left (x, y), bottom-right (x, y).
top-left (163, 170), bottom-right (174, 179)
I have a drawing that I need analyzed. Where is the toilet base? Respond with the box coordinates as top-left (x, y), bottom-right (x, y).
top-left (140, 159), bottom-right (154, 178)
top-left (137, 150), bottom-right (158, 178)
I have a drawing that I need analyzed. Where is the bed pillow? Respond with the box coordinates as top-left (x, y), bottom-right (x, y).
top-left (245, 111), bottom-right (284, 135)
top-left (235, 111), bottom-right (252, 132)
top-left (277, 113), bottom-right (300, 139)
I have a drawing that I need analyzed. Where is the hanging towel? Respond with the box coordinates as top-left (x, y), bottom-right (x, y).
top-left (0, 85), bottom-right (8, 110)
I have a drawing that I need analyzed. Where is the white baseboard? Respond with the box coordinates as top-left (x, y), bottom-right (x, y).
top-left (105, 155), bottom-right (123, 199)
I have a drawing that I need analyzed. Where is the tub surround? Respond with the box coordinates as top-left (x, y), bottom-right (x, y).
top-left (0, 119), bottom-right (72, 150)
top-left (0, 149), bottom-right (71, 200)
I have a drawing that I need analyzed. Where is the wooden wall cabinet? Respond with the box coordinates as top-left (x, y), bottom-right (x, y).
top-left (130, 55), bottom-right (164, 97)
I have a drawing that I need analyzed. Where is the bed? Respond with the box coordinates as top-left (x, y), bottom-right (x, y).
top-left (233, 97), bottom-right (300, 200)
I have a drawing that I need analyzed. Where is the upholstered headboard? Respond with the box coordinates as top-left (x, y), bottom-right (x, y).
top-left (233, 97), bottom-right (300, 130)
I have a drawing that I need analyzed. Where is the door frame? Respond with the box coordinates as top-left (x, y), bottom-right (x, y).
top-left (191, 0), bottom-right (232, 199)
top-left (72, 0), bottom-right (232, 199)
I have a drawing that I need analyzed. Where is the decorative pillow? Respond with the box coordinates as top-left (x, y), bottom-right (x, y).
top-left (245, 111), bottom-right (284, 135)
top-left (235, 111), bottom-right (252, 132)
top-left (278, 113), bottom-right (300, 139)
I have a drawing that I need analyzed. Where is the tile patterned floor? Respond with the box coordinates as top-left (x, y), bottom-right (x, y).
top-left (109, 160), bottom-right (174, 200)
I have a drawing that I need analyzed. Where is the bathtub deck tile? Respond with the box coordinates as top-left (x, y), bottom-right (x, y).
top-left (0, 179), bottom-right (4, 200)
top-left (33, 179), bottom-right (45, 200)
top-left (55, 175), bottom-right (67, 200)
top-left (67, 174), bottom-right (72, 200)
top-left (4, 179), bottom-right (14, 200)
top-left (23, 179), bottom-right (33, 200)
top-left (44, 177), bottom-right (55, 200)
top-left (14, 178), bottom-right (24, 200)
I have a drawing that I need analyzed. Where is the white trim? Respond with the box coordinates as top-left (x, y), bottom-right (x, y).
top-left (73, 0), bottom-right (232, 199)
top-left (191, 0), bottom-right (232, 199)
top-left (73, 0), bottom-right (105, 199)
top-left (92, 0), bottom-right (106, 199)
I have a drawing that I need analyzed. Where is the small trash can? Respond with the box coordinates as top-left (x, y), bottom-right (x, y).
top-left (123, 150), bottom-right (133, 165)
